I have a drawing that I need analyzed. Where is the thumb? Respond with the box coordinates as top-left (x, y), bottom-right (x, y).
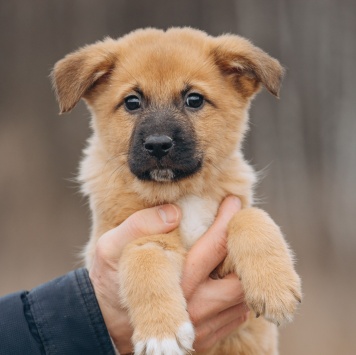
top-left (97, 204), bottom-right (181, 261)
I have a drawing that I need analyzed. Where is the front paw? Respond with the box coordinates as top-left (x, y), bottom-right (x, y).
top-left (226, 207), bottom-right (302, 326)
top-left (133, 321), bottom-right (195, 355)
top-left (245, 267), bottom-right (302, 325)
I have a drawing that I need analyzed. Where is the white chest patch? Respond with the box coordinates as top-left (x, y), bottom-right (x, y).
top-left (177, 195), bottom-right (219, 249)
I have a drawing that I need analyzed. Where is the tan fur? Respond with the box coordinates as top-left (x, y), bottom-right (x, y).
top-left (52, 27), bottom-right (301, 354)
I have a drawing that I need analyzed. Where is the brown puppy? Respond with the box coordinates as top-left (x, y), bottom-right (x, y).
top-left (52, 28), bottom-right (302, 355)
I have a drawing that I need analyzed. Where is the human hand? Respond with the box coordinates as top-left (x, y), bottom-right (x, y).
top-left (89, 204), bottom-right (181, 354)
top-left (89, 196), bottom-right (248, 354)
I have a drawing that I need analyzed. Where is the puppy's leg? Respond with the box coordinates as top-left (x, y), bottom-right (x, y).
top-left (219, 207), bottom-right (302, 326)
top-left (118, 231), bottom-right (194, 355)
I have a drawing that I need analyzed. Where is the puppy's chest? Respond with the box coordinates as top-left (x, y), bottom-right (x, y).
top-left (176, 195), bottom-right (219, 249)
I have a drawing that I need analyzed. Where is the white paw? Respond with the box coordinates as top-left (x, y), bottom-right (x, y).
top-left (135, 339), bottom-right (183, 355)
top-left (177, 322), bottom-right (195, 351)
top-left (134, 322), bottom-right (194, 355)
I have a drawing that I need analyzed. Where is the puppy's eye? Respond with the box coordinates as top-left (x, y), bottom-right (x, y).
top-left (124, 95), bottom-right (141, 111)
top-left (185, 93), bottom-right (204, 109)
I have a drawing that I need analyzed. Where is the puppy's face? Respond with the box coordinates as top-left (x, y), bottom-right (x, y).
top-left (52, 28), bottom-right (283, 187)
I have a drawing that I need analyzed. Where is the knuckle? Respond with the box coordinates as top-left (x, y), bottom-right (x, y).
top-left (95, 239), bottom-right (109, 259)
top-left (229, 288), bottom-right (245, 305)
top-left (195, 332), bottom-right (218, 352)
top-left (193, 326), bottom-right (208, 346)
top-left (201, 322), bottom-right (215, 341)
top-left (223, 278), bottom-right (245, 303)
top-left (94, 233), bottom-right (117, 263)
top-left (212, 237), bottom-right (227, 258)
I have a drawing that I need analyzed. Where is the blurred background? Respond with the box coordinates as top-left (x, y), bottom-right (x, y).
top-left (0, 1), bottom-right (355, 354)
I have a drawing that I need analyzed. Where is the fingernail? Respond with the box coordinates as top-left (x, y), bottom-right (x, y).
top-left (158, 204), bottom-right (179, 224)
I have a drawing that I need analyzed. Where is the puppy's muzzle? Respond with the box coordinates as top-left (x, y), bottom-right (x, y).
top-left (144, 135), bottom-right (173, 159)
top-left (128, 108), bottom-right (203, 182)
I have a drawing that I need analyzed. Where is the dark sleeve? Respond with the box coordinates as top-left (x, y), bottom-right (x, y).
top-left (0, 268), bottom-right (116, 355)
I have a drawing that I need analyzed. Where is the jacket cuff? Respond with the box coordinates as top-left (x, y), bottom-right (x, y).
top-left (23, 268), bottom-right (116, 355)
top-left (0, 291), bottom-right (43, 354)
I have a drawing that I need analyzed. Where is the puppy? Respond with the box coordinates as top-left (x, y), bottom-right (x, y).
top-left (52, 28), bottom-right (302, 355)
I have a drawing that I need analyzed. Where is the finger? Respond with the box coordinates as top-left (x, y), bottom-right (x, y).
top-left (194, 303), bottom-right (249, 345)
top-left (182, 196), bottom-right (241, 296)
top-left (195, 313), bottom-right (249, 352)
top-left (188, 274), bottom-right (245, 324)
top-left (97, 204), bottom-right (181, 261)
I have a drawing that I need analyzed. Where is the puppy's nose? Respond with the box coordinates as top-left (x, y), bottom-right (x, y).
top-left (144, 135), bottom-right (173, 159)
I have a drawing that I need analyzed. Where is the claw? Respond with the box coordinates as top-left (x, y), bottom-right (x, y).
top-left (262, 302), bottom-right (266, 315)
top-left (290, 288), bottom-right (302, 303)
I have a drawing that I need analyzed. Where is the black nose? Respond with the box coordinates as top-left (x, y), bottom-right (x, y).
top-left (144, 135), bottom-right (173, 159)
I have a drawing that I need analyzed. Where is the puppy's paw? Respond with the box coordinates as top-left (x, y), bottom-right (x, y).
top-left (245, 267), bottom-right (302, 326)
top-left (134, 322), bottom-right (195, 355)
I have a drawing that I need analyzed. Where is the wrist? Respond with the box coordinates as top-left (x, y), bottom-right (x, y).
top-left (97, 301), bottom-right (133, 354)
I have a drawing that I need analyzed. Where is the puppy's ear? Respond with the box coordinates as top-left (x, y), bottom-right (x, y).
top-left (212, 35), bottom-right (284, 98)
top-left (51, 38), bottom-right (116, 114)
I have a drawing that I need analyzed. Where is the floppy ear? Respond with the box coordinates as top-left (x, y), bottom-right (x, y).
top-left (51, 38), bottom-right (117, 114)
top-left (212, 35), bottom-right (284, 98)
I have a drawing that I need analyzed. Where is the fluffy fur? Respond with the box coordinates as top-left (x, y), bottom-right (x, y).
top-left (52, 27), bottom-right (301, 355)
